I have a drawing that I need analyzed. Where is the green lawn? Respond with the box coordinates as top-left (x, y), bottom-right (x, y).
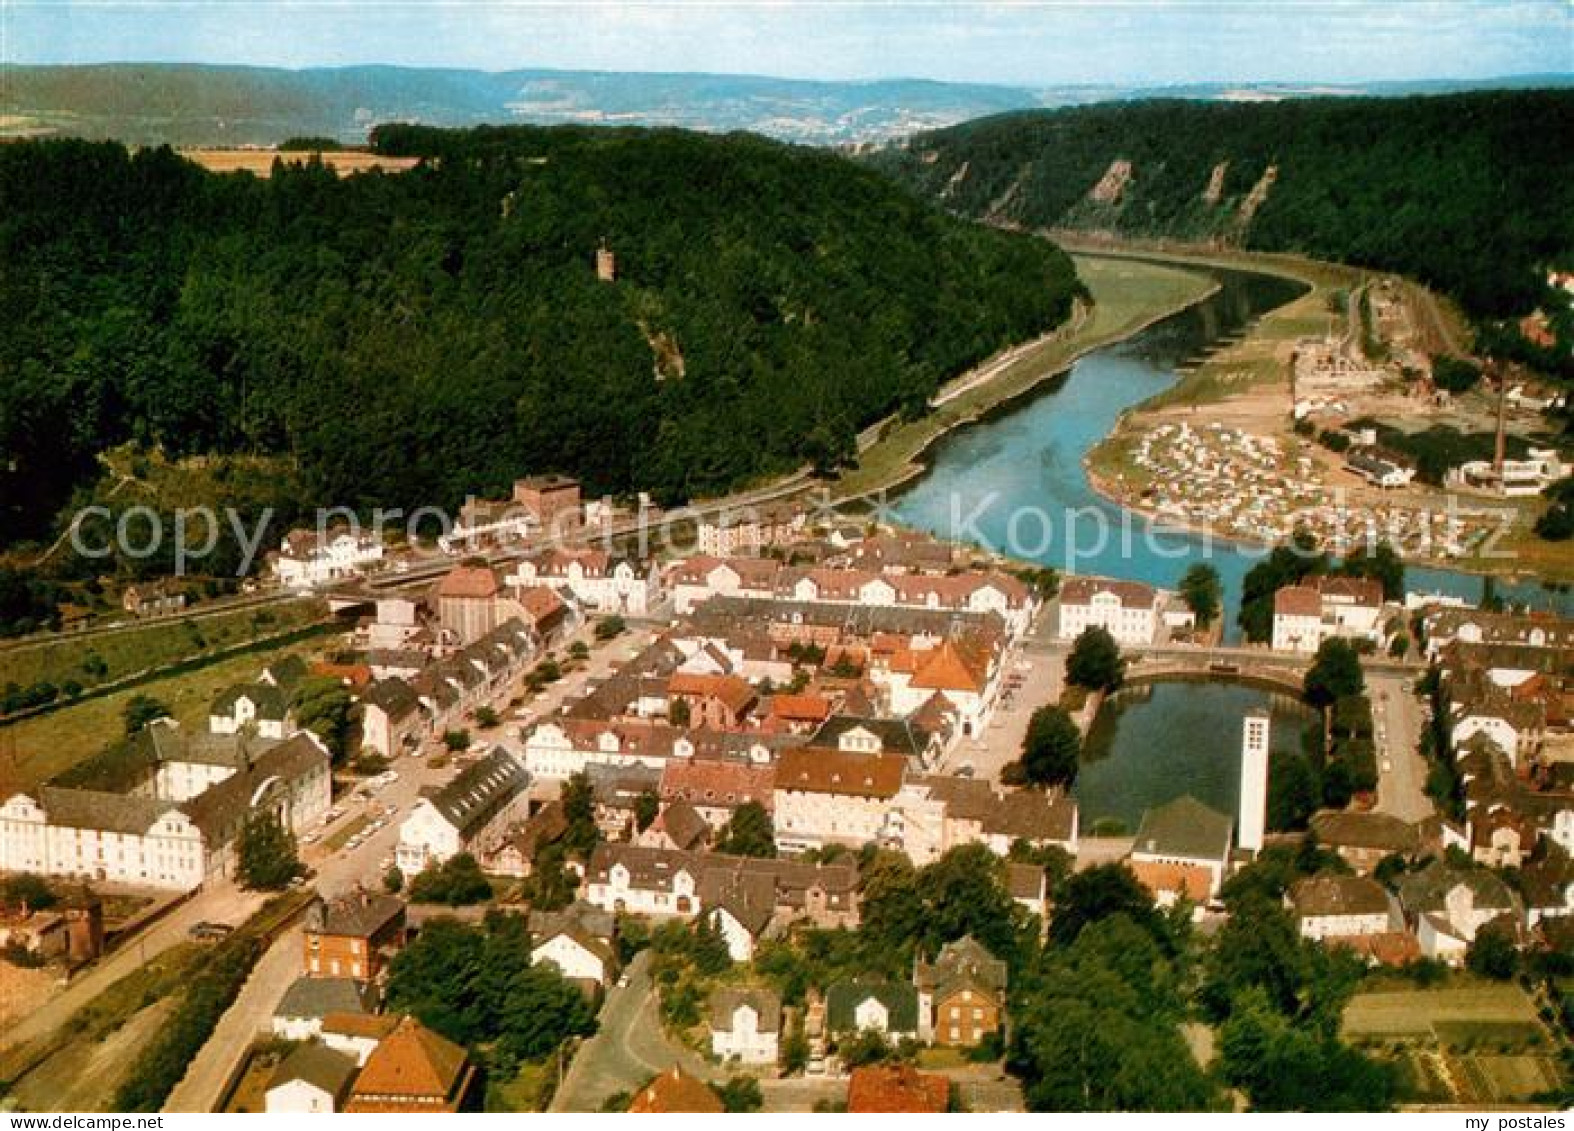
top-left (1, 598), bottom-right (324, 696)
top-left (1343, 982), bottom-right (1545, 1045)
top-left (1, 628), bottom-right (343, 788)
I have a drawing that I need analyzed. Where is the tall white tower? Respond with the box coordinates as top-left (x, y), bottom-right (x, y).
top-left (1239, 709), bottom-right (1270, 854)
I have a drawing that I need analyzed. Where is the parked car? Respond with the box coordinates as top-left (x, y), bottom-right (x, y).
top-left (188, 921), bottom-right (232, 941)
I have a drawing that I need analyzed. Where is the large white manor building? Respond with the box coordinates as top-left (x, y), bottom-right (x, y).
top-left (0, 720), bottom-right (330, 891)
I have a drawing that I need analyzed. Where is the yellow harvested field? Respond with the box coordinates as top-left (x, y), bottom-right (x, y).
top-left (180, 149), bottom-right (419, 177)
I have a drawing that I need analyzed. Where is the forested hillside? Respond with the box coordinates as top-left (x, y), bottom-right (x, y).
top-left (0, 125), bottom-right (1080, 547)
top-left (866, 90), bottom-right (1574, 316)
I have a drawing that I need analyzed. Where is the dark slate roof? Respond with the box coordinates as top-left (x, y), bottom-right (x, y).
top-left (306, 891), bottom-right (405, 939)
top-left (211, 681), bottom-right (291, 721)
top-left (275, 976), bottom-right (377, 1021)
top-left (811, 715), bottom-right (935, 758)
top-left (35, 786), bottom-right (173, 835)
top-left (421, 747), bottom-right (529, 837)
top-left (1132, 795), bottom-right (1233, 863)
top-left (826, 979), bottom-right (920, 1034)
top-left (362, 677), bottom-right (421, 721)
top-left (268, 1041), bottom-right (359, 1099)
top-left (1290, 875), bottom-right (1393, 920)
top-left (914, 936), bottom-right (1007, 998)
top-left (178, 732), bottom-right (329, 840)
top-left (709, 986), bottom-right (782, 1034)
top-left (262, 654), bottom-right (311, 691)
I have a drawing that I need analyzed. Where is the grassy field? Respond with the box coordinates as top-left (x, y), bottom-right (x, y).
top-left (1343, 982), bottom-right (1546, 1046)
top-left (1, 598), bottom-right (324, 695)
top-left (831, 252), bottom-right (1217, 500)
top-left (0, 628), bottom-right (344, 789)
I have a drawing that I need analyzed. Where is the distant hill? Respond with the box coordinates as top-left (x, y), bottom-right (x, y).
top-left (0, 64), bottom-right (1037, 146)
top-left (865, 90), bottom-right (1574, 316)
top-left (4, 63), bottom-right (1568, 148)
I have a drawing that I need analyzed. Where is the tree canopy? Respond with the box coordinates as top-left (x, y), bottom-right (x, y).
top-left (1065, 626), bottom-right (1125, 692)
top-left (869, 90), bottom-right (1574, 319)
top-left (0, 128), bottom-right (1080, 548)
top-left (1017, 704), bottom-right (1081, 788)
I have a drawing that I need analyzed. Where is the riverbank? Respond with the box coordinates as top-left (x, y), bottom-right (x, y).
top-left (1069, 241), bottom-right (1574, 585)
top-left (830, 253), bottom-right (1219, 501)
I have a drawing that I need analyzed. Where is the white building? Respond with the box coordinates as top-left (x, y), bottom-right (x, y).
top-left (1271, 576), bottom-right (1385, 654)
top-left (1056, 577), bottom-right (1159, 646)
top-left (709, 988), bottom-right (781, 1065)
top-left (508, 549), bottom-right (660, 616)
top-left (532, 925), bottom-right (616, 987)
top-left (0, 722), bottom-right (330, 891)
top-left (1290, 875), bottom-right (1397, 940)
top-left (273, 528), bottom-right (384, 589)
top-left (1239, 710), bottom-right (1269, 854)
top-left (1127, 795), bottom-right (1234, 910)
top-left (208, 682), bottom-right (295, 740)
top-left (395, 747), bottom-right (530, 874)
top-left (264, 1044), bottom-right (358, 1114)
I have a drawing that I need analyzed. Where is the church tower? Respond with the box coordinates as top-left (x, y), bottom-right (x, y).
top-left (1239, 709), bottom-right (1270, 854)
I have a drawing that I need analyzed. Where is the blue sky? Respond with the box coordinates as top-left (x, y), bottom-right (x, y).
top-left (4, 1), bottom-right (1570, 87)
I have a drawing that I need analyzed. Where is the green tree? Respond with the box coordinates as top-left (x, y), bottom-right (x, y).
top-left (560, 771), bottom-right (600, 859)
top-left (1065, 627), bottom-right (1125, 692)
top-left (716, 801), bottom-right (776, 858)
top-left (122, 693), bottom-right (171, 735)
top-left (716, 1076), bottom-right (763, 1113)
top-left (408, 853), bottom-right (493, 906)
top-left (443, 728), bottom-right (472, 752)
top-left (0, 872), bottom-right (58, 911)
top-left (383, 865), bottom-right (404, 893)
top-left (1339, 540), bottom-right (1405, 601)
top-left (474, 705), bottom-right (500, 729)
top-left (633, 790), bottom-right (660, 833)
top-left (1178, 563), bottom-right (1223, 628)
top-left (1303, 638), bottom-right (1365, 709)
top-left (1049, 864), bottom-right (1167, 950)
top-left (1018, 704), bottom-right (1081, 788)
top-left (594, 616), bottom-right (626, 642)
top-left (1466, 920), bottom-right (1519, 980)
top-left (237, 812), bottom-right (301, 890)
top-left (292, 676), bottom-right (355, 762)
top-left (669, 697), bottom-right (692, 727)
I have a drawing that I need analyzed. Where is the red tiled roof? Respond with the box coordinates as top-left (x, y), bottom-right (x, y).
top-left (847, 1064), bottom-right (949, 1113)
top-left (437, 565), bottom-right (500, 599)
top-left (661, 759), bottom-right (775, 809)
top-left (347, 1015), bottom-right (471, 1107)
top-left (627, 1067), bottom-right (724, 1113)
top-left (1129, 859), bottom-right (1214, 903)
top-left (767, 693), bottom-right (833, 723)
top-left (775, 747), bottom-right (905, 799)
top-left (668, 673), bottom-right (757, 714)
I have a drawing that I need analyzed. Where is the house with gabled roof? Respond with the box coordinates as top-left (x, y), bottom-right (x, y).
top-left (1396, 859), bottom-right (1522, 962)
top-left (847, 1063), bottom-right (950, 1113)
top-left (396, 747), bottom-right (530, 874)
top-left (710, 985), bottom-right (781, 1065)
top-left (1127, 795), bottom-right (1234, 909)
top-left (826, 979), bottom-right (920, 1042)
top-left (209, 682), bottom-right (295, 740)
top-left (1058, 576), bottom-right (1161, 646)
top-left (913, 936), bottom-right (1007, 1047)
top-left (303, 890), bottom-right (406, 982)
top-left (273, 976), bottom-right (379, 1041)
top-left (344, 1015), bottom-right (477, 1113)
top-left (627, 1066), bottom-right (724, 1113)
top-left (265, 1042), bottom-right (359, 1113)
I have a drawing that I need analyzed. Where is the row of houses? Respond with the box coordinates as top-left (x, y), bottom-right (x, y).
top-left (665, 556), bottom-right (1036, 636)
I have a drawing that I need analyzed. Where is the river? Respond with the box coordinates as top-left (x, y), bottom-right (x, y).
top-left (891, 259), bottom-right (1571, 637)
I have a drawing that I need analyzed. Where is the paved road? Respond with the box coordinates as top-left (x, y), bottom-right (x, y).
top-left (163, 926), bottom-right (304, 1113)
top-left (1370, 672), bottom-right (1434, 823)
top-left (551, 951), bottom-right (709, 1112)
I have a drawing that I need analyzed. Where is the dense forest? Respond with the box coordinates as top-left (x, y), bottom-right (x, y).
top-left (866, 90), bottom-right (1574, 317)
top-left (0, 124), bottom-right (1081, 548)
